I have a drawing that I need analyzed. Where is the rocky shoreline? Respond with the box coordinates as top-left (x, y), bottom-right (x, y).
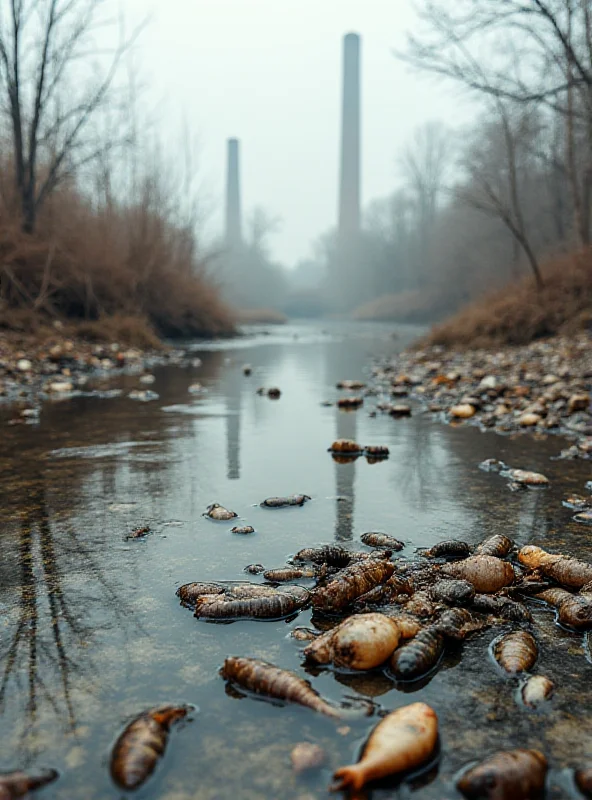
top-left (0, 327), bottom-right (196, 415)
top-left (370, 332), bottom-right (592, 461)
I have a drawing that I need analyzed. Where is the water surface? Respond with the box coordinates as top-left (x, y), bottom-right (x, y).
top-left (1, 321), bottom-right (591, 799)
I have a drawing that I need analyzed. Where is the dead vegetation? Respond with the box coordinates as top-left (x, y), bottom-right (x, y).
top-left (351, 289), bottom-right (450, 324)
top-left (422, 250), bottom-right (592, 348)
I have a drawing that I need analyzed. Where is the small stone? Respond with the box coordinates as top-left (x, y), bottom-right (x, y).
top-left (519, 413), bottom-right (541, 427)
top-left (502, 468), bottom-right (549, 485)
top-left (204, 503), bottom-right (237, 520)
top-left (231, 525), bottom-right (255, 534)
top-left (47, 381), bottom-right (74, 393)
top-left (389, 404), bottom-right (412, 417)
top-left (139, 374), bottom-right (156, 384)
top-left (243, 364), bottom-right (252, 376)
top-left (478, 376), bottom-right (497, 390)
top-left (128, 390), bottom-right (159, 401)
top-left (17, 359), bottom-right (32, 372)
top-left (542, 374), bottom-right (560, 385)
top-left (574, 511), bottom-right (592, 525)
top-left (188, 383), bottom-right (203, 393)
top-left (290, 743), bottom-right (327, 775)
top-left (328, 439), bottom-right (362, 454)
top-left (568, 393), bottom-right (590, 414)
top-left (450, 403), bottom-right (476, 419)
top-left (267, 387), bottom-right (281, 399)
top-left (336, 379), bottom-right (366, 389)
top-left (244, 564), bottom-right (265, 574)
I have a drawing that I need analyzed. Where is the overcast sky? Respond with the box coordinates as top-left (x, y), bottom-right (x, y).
top-left (123, 0), bottom-right (469, 265)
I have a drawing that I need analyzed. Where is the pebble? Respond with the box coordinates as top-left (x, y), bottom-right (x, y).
top-left (450, 403), bottom-right (476, 419)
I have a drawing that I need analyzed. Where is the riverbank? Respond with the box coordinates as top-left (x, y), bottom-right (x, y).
top-left (372, 331), bottom-right (592, 460)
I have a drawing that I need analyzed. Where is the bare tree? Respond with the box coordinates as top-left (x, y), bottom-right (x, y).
top-left (402, 0), bottom-right (592, 245)
top-left (0, 0), bottom-right (142, 233)
top-left (457, 102), bottom-right (545, 287)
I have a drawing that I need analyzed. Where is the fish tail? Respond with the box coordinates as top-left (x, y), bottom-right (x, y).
top-left (330, 766), bottom-right (364, 792)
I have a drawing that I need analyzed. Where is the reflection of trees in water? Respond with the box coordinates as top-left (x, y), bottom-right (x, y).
top-left (0, 479), bottom-right (136, 760)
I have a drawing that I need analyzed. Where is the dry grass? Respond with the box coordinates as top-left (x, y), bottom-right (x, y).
top-left (0, 181), bottom-right (236, 342)
top-left (236, 307), bottom-right (288, 325)
top-left (423, 249), bottom-right (592, 348)
top-left (351, 289), bottom-right (448, 323)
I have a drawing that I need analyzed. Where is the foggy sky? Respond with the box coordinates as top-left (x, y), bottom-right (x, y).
top-left (123, 0), bottom-right (468, 265)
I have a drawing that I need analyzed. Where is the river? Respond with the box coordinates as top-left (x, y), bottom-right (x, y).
top-left (0, 321), bottom-right (591, 799)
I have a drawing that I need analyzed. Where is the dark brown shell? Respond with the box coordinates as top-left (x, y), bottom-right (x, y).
top-left (294, 545), bottom-right (353, 568)
top-left (429, 579), bottom-right (475, 606)
top-left (575, 766), bottom-right (592, 797)
top-left (195, 586), bottom-right (309, 620)
top-left (471, 594), bottom-right (532, 622)
top-left (457, 748), bottom-right (547, 799)
top-left (311, 560), bottom-right (395, 613)
top-left (421, 540), bottom-right (472, 560)
top-left (475, 535), bottom-right (514, 558)
top-left (176, 582), bottom-right (225, 607)
top-left (401, 591), bottom-right (437, 618)
top-left (390, 628), bottom-right (444, 680)
top-left (260, 494), bottom-right (311, 508)
top-left (433, 608), bottom-right (474, 640)
top-left (220, 656), bottom-right (339, 718)
top-left (493, 631), bottom-right (538, 675)
top-left (361, 532), bottom-right (404, 550)
top-left (110, 705), bottom-right (189, 790)
top-left (0, 770), bottom-right (58, 799)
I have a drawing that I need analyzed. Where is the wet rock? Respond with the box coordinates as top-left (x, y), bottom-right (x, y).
top-left (139, 374), bottom-right (156, 384)
top-left (574, 510), bottom-right (592, 525)
top-left (267, 387), bottom-right (281, 399)
top-left (389, 404), bottom-right (411, 417)
top-left (479, 458), bottom-right (508, 472)
top-left (501, 468), bottom-right (549, 486)
top-left (518, 412), bottom-right (542, 427)
top-left (16, 358), bottom-right (33, 372)
top-left (290, 627), bottom-right (319, 642)
top-left (244, 564), bottom-right (265, 575)
top-left (521, 675), bottom-right (554, 708)
top-left (450, 403), bottom-right (476, 419)
top-left (568, 393), bottom-right (590, 413)
top-left (47, 380), bottom-right (74, 393)
top-left (260, 494), bottom-right (311, 508)
top-left (204, 503), bottom-right (238, 521)
top-left (336, 379), bottom-right (366, 390)
top-left (290, 743), bottom-right (327, 775)
top-left (328, 439), bottom-right (362, 455)
top-left (231, 525), bottom-right (255, 535)
top-left (364, 445), bottom-right (389, 459)
top-left (128, 390), bottom-right (159, 402)
top-left (337, 396), bottom-right (363, 409)
top-left (188, 383), bottom-right (203, 393)
top-left (243, 364), bottom-right (252, 376)
top-left (127, 526), bottom-right (151, 539)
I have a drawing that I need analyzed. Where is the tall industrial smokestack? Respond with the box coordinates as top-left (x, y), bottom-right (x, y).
top-left (225, 138), bottom-right (242, 248)
top-left (338, 33), bottom-right (361, 238)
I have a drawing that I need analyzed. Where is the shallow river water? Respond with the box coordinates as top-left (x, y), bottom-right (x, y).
top-left (1, 321), bottom-right (591, 799)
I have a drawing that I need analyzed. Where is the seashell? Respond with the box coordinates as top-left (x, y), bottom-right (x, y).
top-left (475, 535), bottom-right (513, 558)
top-left (493, 631), bottom-right (538, 675)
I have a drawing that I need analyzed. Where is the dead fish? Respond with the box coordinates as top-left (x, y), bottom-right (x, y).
top-left (244, 564), bottom-right (265, 575)
top-left (390, 628), bottom-right (444, 680)
top-left (443, 556), bottom-right (515, 593)
top-left (361, 532), bottom-right (404, 551)
top-left (264, 567), bottom-right (317, 582)
top-left (0, 770), bottom-right (58, 799)
top-left (231, 525), bottom-right (255, 535)
top-left (337, 396), bottom-right (364, 409)
top-left (328, 439), bottom-right (363, 455)
top-left (311, 560), bottom-right (395, 613)
top-left (291, 742), bottom-right (327, 775)
top-left (195, 585), bottom-right (309, 620)
top-left (177, 582), bottom-right (225, 607)
top-left (364, 446), bottom-right (390, 458)
top-left (290, 627), bottom-right (319, 642)
top-left (429, 579), bottom-right (475, 606)
top-left (535, 588), bottom-right (592, 630)
top-left (110, 705), bottom-right (190, 790)
top-left (220, 656), bottom-right (340, 718)
top-left (260, 495), bottom-right (311, 508)
top-left (519, 545), bottom-right (592, 589)
top-left (294, 545), bottom-right (354, 568)
top-left (304, 613), bottom-right (418, 670)
top-left (457, 749), bottom-right (547, 799)
top-left (500, 468), bottom-right (549, 486)
top-left (575, 767), bottom-right (592, 797)
top-left (204, 503), bottom-right (237, 521)
top-left (331, 702), bottom-right (438, 792)
top-left (420, 540), bottom-right (472, 560)
top-left (475, 535), bottom-right (513, 558)
top-left (471, 594), bottom-right (532, 622)
top-left (521, 675), bottom-right (554, 708)
top-left (493, 631), bottom-right (538, 675)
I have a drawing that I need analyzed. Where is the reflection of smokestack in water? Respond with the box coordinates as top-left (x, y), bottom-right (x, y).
top-left (333, 409), bottom-right (356, 542)
top-left (224, 368), bottom-right (242, 480)
top-left (225, 138), bottom-right (242, 249)
top-left (338, 33), bottom-right (361, 240)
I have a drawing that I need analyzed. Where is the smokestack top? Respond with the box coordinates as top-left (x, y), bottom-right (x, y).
top-left (344, 32), bottom-right (360, 43)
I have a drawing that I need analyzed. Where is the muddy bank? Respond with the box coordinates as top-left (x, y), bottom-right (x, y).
top-left (370, 333), bottom-right (592, 461)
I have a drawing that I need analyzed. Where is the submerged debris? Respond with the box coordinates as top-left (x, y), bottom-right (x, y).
top-left (328, 439), bottom-right (363, 455)
top-left (231, 525), bottom-right (255, 535)
top-left (360, 532), bottom-right (404, 550)
top-left (500, 468), bottom-right (549, 486)
top-left (331, 703), bottom-right (438, 793)
top-left (204, 503), bottom-right (238, 521)
top-left (260, 494), bottom-right (311, 508)
top-left (110, 705), bottom-right (190, 790)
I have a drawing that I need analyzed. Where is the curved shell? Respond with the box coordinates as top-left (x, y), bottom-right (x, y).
top-left (443, 556), bottom-right (515, 593)
top-left (493, 631), bottom-right (538, 675)
top-left (475, 535), bottom-right (513, 558)
top-left (332, 703), bottom-right (438, 793)
top-left (311, 560), bottom-right (395, 613)
top-left (361, 532), bottom-right (404, 550)
top-left (195, 586), bottom-right (309, 620)
top-left (421, 540), bottom-right (472, 559)
top-left (429, 579), bottom-right (475, 605)
top-left (110, 705), bottom-right (189, 790)
top-left (457, 749), bottom-right (547, 799)
top-left (220, 656), bottom-right (339, 718)
top-left (263, 567), bottom-right (317, 582)
top-left (390, 628), bottom-right (444, 680)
